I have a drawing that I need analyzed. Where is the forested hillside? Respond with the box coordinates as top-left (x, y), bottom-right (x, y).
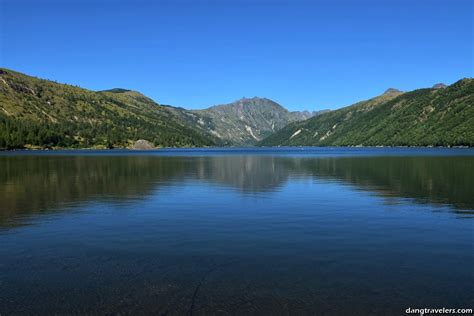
top-left (0, 68), bottom-right (218, 149)
top-left (259, 79), bottom-right (474, 147)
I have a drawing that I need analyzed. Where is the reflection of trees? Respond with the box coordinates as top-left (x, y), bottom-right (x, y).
top-left (0, 156), bottom-right (191, 222)
top-left (297, 157), bottom-right (474, 212)
top-left (0, 154), bottom-right (472, 227)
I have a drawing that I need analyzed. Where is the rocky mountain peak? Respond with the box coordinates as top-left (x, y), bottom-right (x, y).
top-left (432, 83), bottom-right (447, 89)
top-left (383, 88), bottom-right (402, 95)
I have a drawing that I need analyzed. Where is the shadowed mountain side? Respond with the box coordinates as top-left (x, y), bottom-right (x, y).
top-left (0, 154), bottom-right (472, 228)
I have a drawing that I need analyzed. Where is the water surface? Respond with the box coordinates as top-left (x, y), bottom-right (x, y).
top-left (0, 148), bottom-right (473, 315)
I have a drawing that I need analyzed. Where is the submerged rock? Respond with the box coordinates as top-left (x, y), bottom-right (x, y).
top-left (132, 139), bottom-right (155, 150)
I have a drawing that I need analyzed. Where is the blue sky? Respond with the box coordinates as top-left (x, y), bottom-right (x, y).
top-left (1, 0), bottom-right (472, 110)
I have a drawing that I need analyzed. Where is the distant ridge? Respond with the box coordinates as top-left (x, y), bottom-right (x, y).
top-left (192, 97), bottom-right (317, 145)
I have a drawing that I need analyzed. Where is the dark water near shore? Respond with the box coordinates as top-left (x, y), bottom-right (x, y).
top-left (0, 148), bottom-right (473, 315)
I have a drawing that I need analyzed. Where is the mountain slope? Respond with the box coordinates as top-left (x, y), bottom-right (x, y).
top-left (0, 68), bottom-right (219, 149)
top-left (258, 79), bottom-right (474, 147)
top-left (192, 97), bottom-right (318, 145)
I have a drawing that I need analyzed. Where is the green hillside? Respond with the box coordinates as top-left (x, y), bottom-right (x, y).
top-left (258, 79), bottom-right (474, 147)
top-left (0, 68), bottom-right (218, 149)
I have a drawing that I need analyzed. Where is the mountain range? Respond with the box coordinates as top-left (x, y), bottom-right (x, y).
top-left (0, 68), bottom-right (317, 149)
top-left (0, 68), bottom-right (472, 149)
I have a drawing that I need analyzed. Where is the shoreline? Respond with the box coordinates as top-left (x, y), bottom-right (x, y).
top-left (1, 145), bottom-right (472, 152)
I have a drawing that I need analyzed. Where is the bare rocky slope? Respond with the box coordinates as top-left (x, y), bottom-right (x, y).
top-left (191, 97), bottom-right (323, 145)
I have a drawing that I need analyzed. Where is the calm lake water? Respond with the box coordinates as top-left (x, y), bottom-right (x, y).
top-left (0, 148), bottom-right (473, 315)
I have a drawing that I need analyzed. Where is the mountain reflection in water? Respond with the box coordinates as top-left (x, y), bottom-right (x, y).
top-left (1, 153), bottom-right (472, 227)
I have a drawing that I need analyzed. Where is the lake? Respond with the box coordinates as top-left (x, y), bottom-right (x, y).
top-left (0, 148), bottom-right (473, 315)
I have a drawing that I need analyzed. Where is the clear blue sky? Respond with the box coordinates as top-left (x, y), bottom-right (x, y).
top-left (1, 0), bottom-right (472, 110)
